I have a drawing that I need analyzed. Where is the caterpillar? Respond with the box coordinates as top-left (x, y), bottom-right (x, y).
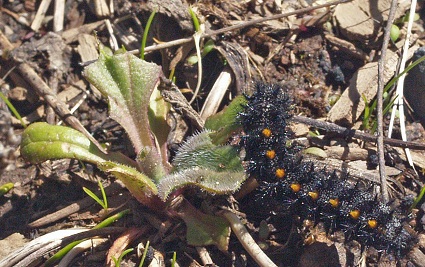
top-left (238, 82), bottom-right (416, 257)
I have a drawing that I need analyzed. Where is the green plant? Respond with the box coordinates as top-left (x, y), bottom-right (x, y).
top-left (0, 182), bottom-right (14, 197)
top-left (82, 179), bottom-right (108, 212)
top-left (45, 209), bottom-right (130, 266)
top-left (20, 47), bottom-right (245, 252)
top-left (138, 240), bottom-right (150, 267)
top-left (171, 251), bottom-right (177, 267)
top-left (140, 10), bottom-right (157, 60)
top-left (362, 54), bottom-right (425, 131)
top-left (390, 24), bottom-right (400, 42)
top-left (0, 91), bottom-right (26, 128)
top-left (112, 248), bottom-right (134, 267)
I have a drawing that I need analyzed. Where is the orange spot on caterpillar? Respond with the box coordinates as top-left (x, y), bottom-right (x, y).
top-left (329, 198), bottom-right (339, 208)
top-left (290, 183), bottom-right (301, 193)
top-left (262, 128), bottom-right (272, 138)
top-left (275, 168), bottom-right (285, 179)
top-left (349, 210), bottom-right (360, 220)
top-left (308, 191), bottom-right (319, 200)
top-left (266, 150), bottom-right (276, 159)
top-left (368, 219), bottom-right (378, 229)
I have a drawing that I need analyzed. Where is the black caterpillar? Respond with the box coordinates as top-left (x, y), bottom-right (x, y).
top-left (239, 82), bottom-right (416, 257)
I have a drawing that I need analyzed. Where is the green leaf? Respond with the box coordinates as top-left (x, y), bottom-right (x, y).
top-left (20, 123), bottom-right (160, 208)
top-left (172, 131), bottom-right (243, 171)
top-left (82, 184), bottom-right (107, 210)
top-left (390, 24), bottom-right (400, 43)
top-left (0, 182), bottom-right (14, 196)
top-left (170, 196), bottom-right (230, 251)
top-left (148, 87), bottom-right (171, 154)
top-left (20, 122), bottom-right (138, 168)
top-left (83, 49), bottom-right (164, 155)
top-left (158, 168), bottom-right (246, 200)
top-left (98, 161), bottom-right (160, 209)
top-left (303, 147), bottom-right (327, 158)
top-left (82, 187), bottom-right (105, 209)
top-left (185, 211), bottom-right (230, 251)
top-left (204, 95), bottom-right (246, 145)
top-left (21, 122), bottom-right (106, 164)
top-left (157, 131), bottom-right (245, 200)
top-left (137, 146), bottom-right (168, 184)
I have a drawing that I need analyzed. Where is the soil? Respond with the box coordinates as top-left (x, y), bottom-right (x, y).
top-left (1, 0), bottom-right (425, 266)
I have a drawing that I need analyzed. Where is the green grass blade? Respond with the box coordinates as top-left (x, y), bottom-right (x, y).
top-left (98, 179), bottom-right (108, 210)
top-left (171, 251), bottom-right (177, 267)
top-left (385, 54), bottom-right (425, 92)
top-left (83, 186), bottom-right (107, 210)
top-left (363, 55), bottom-right (425, 132)
top-left (93, 209), bottom-right (130, 229)
top-left (114, 248), bottom-right (134, 267)
top-left (0, 91), bottom-right (26, 128)
top-left (45, 209), bottom-right (130, 266)
top-left (140, 10), bottom-right (157, 59)
top-left (189, 7), bottom-right (200, 32)
top-left (411, 183), bottom-right (425, 210)
top-left (138, 240), bottom-right (150, 267)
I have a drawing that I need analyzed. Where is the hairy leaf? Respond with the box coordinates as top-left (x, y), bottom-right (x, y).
top-left (83, 49), bottom-right (163, 155)
top-left (157, 131), bottom-right (245, 200)
top-left (158, 168), bottom-right (245, 200)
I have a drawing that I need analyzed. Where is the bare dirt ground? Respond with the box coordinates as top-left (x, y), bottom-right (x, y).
top-left (2, 0), bottom-right (425, 266)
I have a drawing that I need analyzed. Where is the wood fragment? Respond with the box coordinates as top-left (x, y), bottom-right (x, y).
top-left (30, 0), bottom-right (53, 31)
top-left (106, 227), bottom-right (150, 267)
top-left (129, 0), bottom-right (353, 55)
top-left (92, 0), bottom-right (110, 18)
top-left (220, 210), bottom-right (277, 267)
top-left (333, 0), bottom-right (409, 42)
top-left (10, 106), bottom-right (44, 125)
top-left (158, 78), bottom-right (204, 130)
top-left (323, 146), bottom-right (368, 161)
top-left (325, 34), bottom-right (369, 61)
top-left (376, 0), bottom-right (399, 203)
top-left (293, 115), bottom-right (425, 150)
top-left (196, 247), bottom-right (214, 265)
top-left (62, 20), bottom-right (106, 44)
top-left (0, 7), bottom-right (30, 26)
top-left (327, 46), bottom-right (418, 125)
top-left (77, 34), bottom-right (99, 63)
top-left (53, 0), bottom-right (65, 32)
top-left (408, 247), bottom-right (425, 267)
top-left (200, 67), bottom-right (232, 120)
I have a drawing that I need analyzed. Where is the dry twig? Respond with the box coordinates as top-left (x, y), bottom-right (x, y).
top-left (292, 115), bottom-right (425, 150)
top-left (376, 0), bottom-right (398, 203)
top-left (130, 0), bottom-right (352, 55)
top-left (220, 210), bottom-right (277, 267)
